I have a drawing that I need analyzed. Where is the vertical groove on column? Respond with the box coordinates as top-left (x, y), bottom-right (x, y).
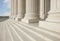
top-left (11, 0), bottom-right (14, 19)
top-left (22, 0), bottom-right (39, 23)
top-left (13, 0), bottom-right (18, 19)
top-left (39, 0), bottom-right (60, 33)
top-left (16, 0), bottom-right (25, 21)
top-left (40, 0), bottom-right (45, 20)
top-left (46, 0), bottom-right (60, 22)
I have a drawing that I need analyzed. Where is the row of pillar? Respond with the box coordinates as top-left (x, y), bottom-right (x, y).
top-left (11, 0), bottom-right (60, 33)
top-left (11, 0), bottom-right (44, 23)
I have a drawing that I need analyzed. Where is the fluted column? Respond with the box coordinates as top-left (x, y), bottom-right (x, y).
top-left (15, 0), bottom-right (25, 21)
top-left (10, 0), bottom-right (14, 19)
top-left (13, 0), bottom-right (18, 19)
top-left (39, 0), bottom-right (60, 33)
top-left (40, 0), bottom-right (45, 20)
top-left (46, 0), bottom-right (60, 22)
top-left (22, 0), bottom-right (39, 23)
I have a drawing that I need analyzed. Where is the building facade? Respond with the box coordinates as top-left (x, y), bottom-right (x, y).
top-left (0, 0), bottom-right (60, 41)
top-left (11, 0), bottom-right (60, 33)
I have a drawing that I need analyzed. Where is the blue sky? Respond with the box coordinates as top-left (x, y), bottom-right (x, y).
top-left (0, 0), bottom-right (10, 16)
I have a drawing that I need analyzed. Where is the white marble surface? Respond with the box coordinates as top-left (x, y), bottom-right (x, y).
top-left (0, 18), bottom-right (60, 41)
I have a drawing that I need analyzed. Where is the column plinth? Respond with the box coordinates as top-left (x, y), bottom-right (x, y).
top-left (39, 0), bottom-right (60, 33)
top-left (46, 11), bottom-right (60, 22)
top-left (22, 0), bottom-right (39, 23)
top-left (15, 0), bottom-right (25, 21)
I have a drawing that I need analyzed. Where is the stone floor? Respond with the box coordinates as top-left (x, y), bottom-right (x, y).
top-left (0, 18), bottom-right (60, 41)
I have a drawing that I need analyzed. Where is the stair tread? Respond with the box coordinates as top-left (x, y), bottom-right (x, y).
top-left (9, 20), bottom-right (53, 41)
top-left (0, 19), bottom-right (60, 41)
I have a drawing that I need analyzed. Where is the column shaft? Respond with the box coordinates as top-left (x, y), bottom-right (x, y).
top-left (39, 0), bottom-right (60, 33)
top-left (13, 0), bottom-right (18, 19)
top-left (46, 0), bottom-right (60, 22)
top-left (16, 0), bottom-right (25, 21)
top-left (11, 0), bottom-right (14, 19)
top-left (22, 0), bottom-right (39, 23)
top-left (40, 0), bottom-right (45, 20)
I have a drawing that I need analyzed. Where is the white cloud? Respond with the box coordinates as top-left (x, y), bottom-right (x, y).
top-left (3, 12), bottom-right (10, 16)
top-left (3, 0), bottom-right (9, 3)
top-left (3, 0), bottom-right (11, 8)
top-left (0, 11), bottom-right (10, 16)
top-left (2, 0), bottom-right (11, 16)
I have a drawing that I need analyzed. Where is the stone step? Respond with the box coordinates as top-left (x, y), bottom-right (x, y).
top-left (7, 21), bottom-right (37, 41)
top-left (0, 22), bottom-right (3, 41)
top-left (4, 23), bottom-right (12, 41)
top-left (0, 19), bottom-right (60, 41)
top-left (1, 22), bottom-right (6, 41)
top-left (0, 21), bottom-right (13, 41)
top-left (6, 22), bottom-right (24, 41)
top-left (19, 22), bottom-right (60, 39)
top-left (8, 20), bottom-right (53, 41)
top-left (10, 23), bottom-right (46, 41)
top-left (10, 19), bottom-right (60, 41)
top-left (14, 19), bottom-right (60, 39)
top-left (5, 22), bottom-right (14, 41)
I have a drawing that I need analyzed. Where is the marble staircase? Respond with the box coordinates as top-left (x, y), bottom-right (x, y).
top-left (0, 19), bottom-right (60, 41)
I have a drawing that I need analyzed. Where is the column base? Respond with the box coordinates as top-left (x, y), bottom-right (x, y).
top-left (15, 17), bottom-right (22, 21)
top-left (10, 17), bottom-right (12, 19)
top-left (11, 17), bottom-right (15, 20)
top-left (39, 21), bottom-right (60, 33)
top-left (13, 17), bottom-right (15, 20)
top-left (22, 19), bottom-right (39, 23)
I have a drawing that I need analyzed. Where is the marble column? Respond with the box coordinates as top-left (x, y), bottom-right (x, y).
top-left (39, 0), bottom-right (60, 33)
top-left (15, 0), bottom-right (25, 21)
top-left (13, 0), bottom-right (18, 19)
top-left (22, 0), bottom-right (39, 23)
top-left (10, 0), bottom-right (14, 19)
top-left (40, 0), bottom-right (45, 20)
